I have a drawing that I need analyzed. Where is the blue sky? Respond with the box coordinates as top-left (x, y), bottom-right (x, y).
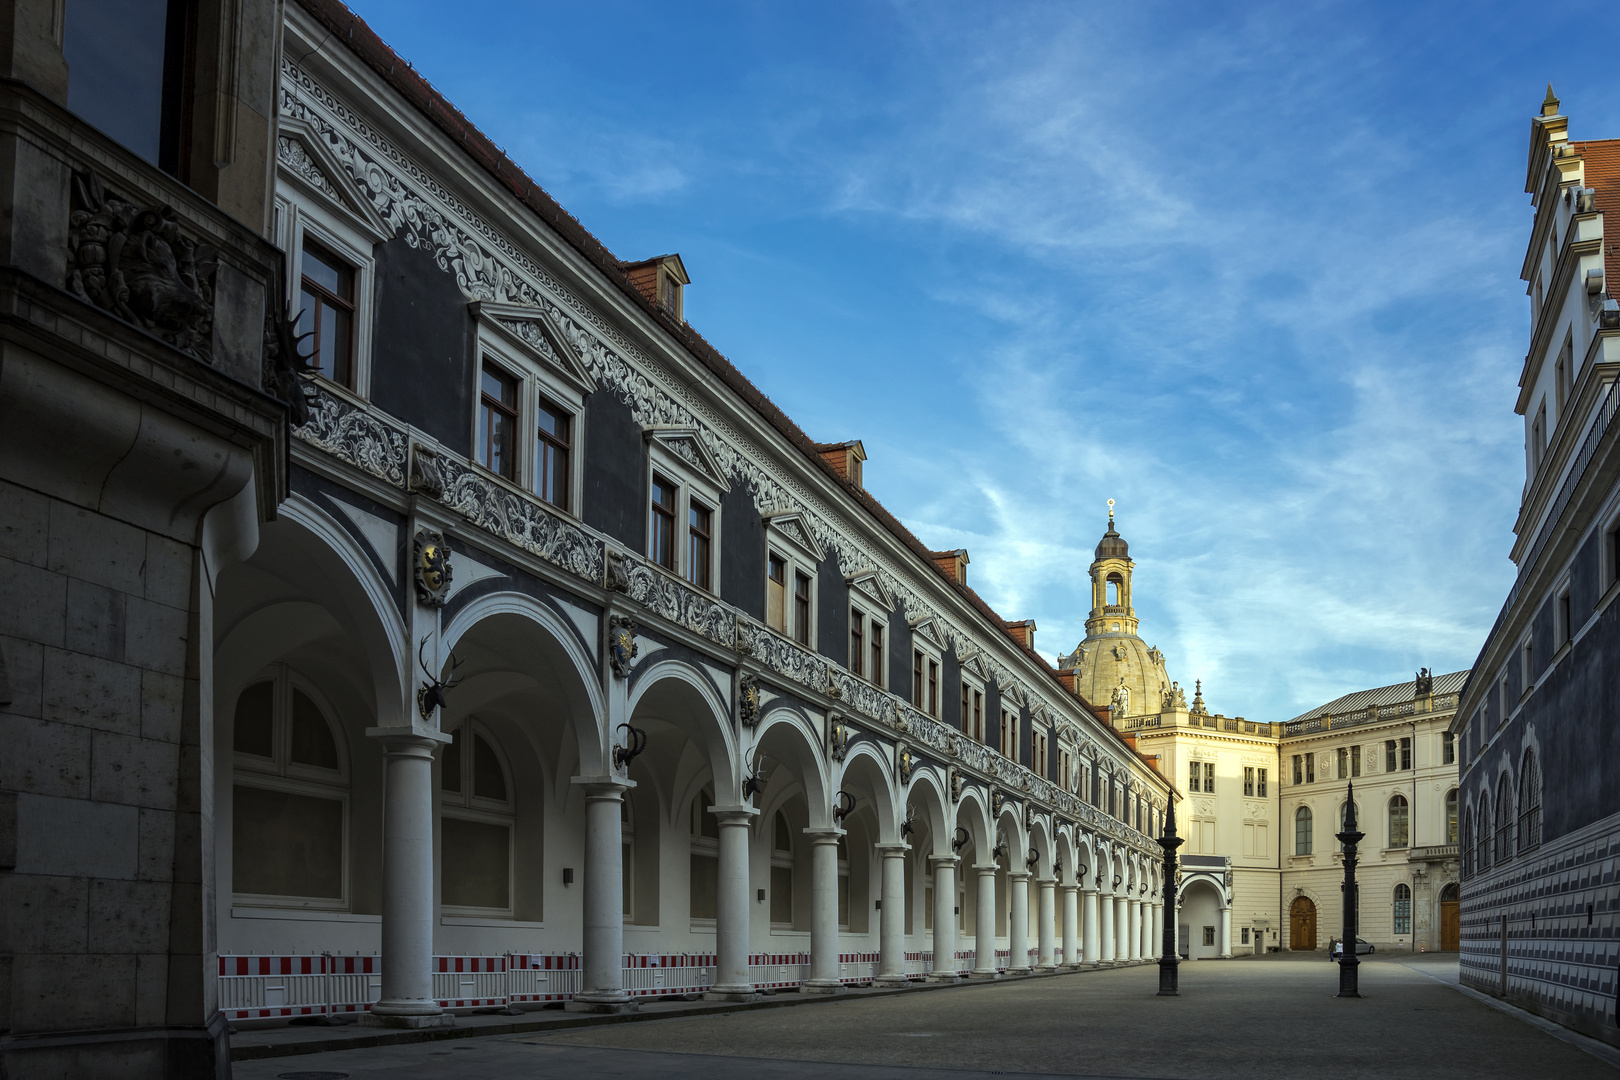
top-left (351, 0), bottom-right (1619, 722)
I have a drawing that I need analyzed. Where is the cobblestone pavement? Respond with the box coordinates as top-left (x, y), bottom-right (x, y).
top-left (235, 954), bottom-right (1619, 1079)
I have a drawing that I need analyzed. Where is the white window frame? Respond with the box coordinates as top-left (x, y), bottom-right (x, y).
top-left (958, 650), bottom-right (989, 744)
top-left (847, 569), bottom-right (895, 688)
top-left (1555, 577), bottom-right (1573, 651)
top-left (438, 718), bottom-right (517, 918)
top-left (469, 301), bottom-right (593, 517)
top-left (646, 428), bottom-right (729, 594)
top-left (273, 116), bottom-right (393, 402)
top-left (763, 511), bottom-right (824, 648)
top-left (230, 666), bottom-right (351, 911)
top-left (909, 617), bottom-right (948, 719)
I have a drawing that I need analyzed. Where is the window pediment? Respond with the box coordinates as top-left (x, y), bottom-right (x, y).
top-left (846, 568), bottom-right (895, 613)
top-left (958, 650), bottom-right (990, 682)
top-left (645, 426), bottom-right (730, 493)
top-left (909, 616), bottom-right (947, 654)
top-left (277, 116), bottom-right (395, 243)
top-left (470, 300), bottom-right (595, 398)
top-left (763, 510), bottom-right (825, 563)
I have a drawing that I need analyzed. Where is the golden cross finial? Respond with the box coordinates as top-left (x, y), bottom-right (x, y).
top-left (1107, 497), bottom-right (1115, 523)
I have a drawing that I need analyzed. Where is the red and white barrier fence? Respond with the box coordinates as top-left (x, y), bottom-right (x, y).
top-left (509, 953), bottom-right (582, 1004)
top-left (218, 955), bottom-right (380, 1021)
top-left (838, 951), bottom-right (880, 985)
top-left (623, 953), bottom-right (716, 998)
top-left (749, 951), bottom-right (811, 990)
top-left (902, 950), bottom-right (934, 977)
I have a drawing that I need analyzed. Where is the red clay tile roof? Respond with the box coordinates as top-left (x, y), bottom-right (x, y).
top-left (1574, 139), bottom-right (1620, 290)
top-left (295, 0), bottom-right (1155, 775)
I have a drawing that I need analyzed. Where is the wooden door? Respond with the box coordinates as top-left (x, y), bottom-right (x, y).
top-left (1290, 896), bottom-right (1317, 951)
top-left (1440, 902), bottom-right (1460, 950)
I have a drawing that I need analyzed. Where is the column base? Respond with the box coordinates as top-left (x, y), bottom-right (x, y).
top-left (565, 996), bottom-right (640, 1014)
top-left (967, 969), bottom-right (1002, 980)
top-left (926, 971), bottom-right (961, 982)
top-left (1059, 962), bottom-right (1082, 971)
top-left (704, 986), bottom-right (762, 1003)
top-left (1035, 962), bottom-right (1057, 973)
top-left (801, 979), bottom-right (846, 994)
top-left (360, 1009), bottom-right (455, 1029)
top-left (1006, 966), bottom-right (1031, 976)
top-left (873, 975), bottom-right (911, 987)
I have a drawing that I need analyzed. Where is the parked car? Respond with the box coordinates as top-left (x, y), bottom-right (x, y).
top-left (1329, 937), bottom-right (1375, 959)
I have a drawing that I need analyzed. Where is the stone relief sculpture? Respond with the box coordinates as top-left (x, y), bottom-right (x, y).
top-left (67, 171), bottom-right (215, 362)
top-left (1111, 681), bottom-right (1130, 716)
top-left (608, 615), bottom-right (638, 679)
top-left (1163, 682), bottom-right (1186, 710)
top-left (737, 673), bottom-right (760, 728)
top-left (412, 529), bottom-right (452, 607)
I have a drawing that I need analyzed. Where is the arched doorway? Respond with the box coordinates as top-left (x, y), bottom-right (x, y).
top-left (1290, 896), bottom-right (1317, 951)
top-left (1439, 883), bottom-right (1460, 951)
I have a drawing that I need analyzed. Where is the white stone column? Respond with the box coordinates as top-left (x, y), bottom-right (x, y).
top-left (1061, 885), bottom-right (1080, 968)
top-left (928, 856), bottom-right (959, 980)
top-left (1218, 906), bottom-right (1232, 958)
top-left (1151, 902), bottom-right (1164, 960)
top-left (1099, 890), bottom-right (1115, 963)
top-left (1036, 878), bottom-right (1057, 971)
top-left (1115, 896), bottom-right (1129, 961)
top-left (363, 724), bottom-right (453, 1028)
top-left (1128, 899), bottom-right (1142, 961)
top-left (566, 778), bottom-right (636, 1012)
top-left (1008, 872), bottom-right (1031, 974)
top-left (705, 807), bottom-right (761, 1001)
top-left (803, 829), bottom-right (845, 993)
top-left (970, 864), bottom-right (1000, 978)
top-left (1082, 888), bottom-right (1100, 966)
top-left (875, 844), bottom-right (909, 986)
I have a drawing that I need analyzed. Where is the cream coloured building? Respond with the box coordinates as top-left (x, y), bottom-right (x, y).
top-left (1060, 512), bottom-right (1463, 957)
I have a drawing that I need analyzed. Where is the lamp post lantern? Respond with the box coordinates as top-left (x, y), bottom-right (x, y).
top-left (1157, 795), bottom-right (1182, 996)
top-left (1336, 780), bottom-right (1364, 999)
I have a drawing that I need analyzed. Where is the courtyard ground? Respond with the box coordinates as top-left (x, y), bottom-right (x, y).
top-left (235, 953), bottom-right (1619, 1079)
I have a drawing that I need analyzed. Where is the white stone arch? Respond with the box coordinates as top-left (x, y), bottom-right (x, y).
top-left (995, 803), bottom-right (1026, 867)
top-left (954, 785), bottom-right (993, 858)
top-left (1074, 833), bottom-right (1100, 888)
top-left (839, 740), bottom-right (900, 842)
top-left (1027, 814), bottom-right (1056, 879)
top-left (630, 658), bottom-right (744, 804)
top-left (441, 590), bottom-right (608, 770)
top-left (752, 705), bottom-right (832, 825)
top-left (903, 768), bottom-right (952, 855)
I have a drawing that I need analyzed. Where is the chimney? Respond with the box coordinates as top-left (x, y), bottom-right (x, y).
top-left (816, 440), bottom-right (867, 487)
top-left (1006, 619), bottom-right (1037, 651)
top-left (932, 548), bottom-right (969, 586)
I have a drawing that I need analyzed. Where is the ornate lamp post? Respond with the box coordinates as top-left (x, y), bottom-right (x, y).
top-left (1157, 796), bottom-right (1182, 996)
top-left (1336, 780), bottom-right (1363, 999)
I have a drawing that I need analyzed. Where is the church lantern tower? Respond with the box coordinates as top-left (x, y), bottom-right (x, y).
top-left (1087, 501), bottom-right (1139, 639)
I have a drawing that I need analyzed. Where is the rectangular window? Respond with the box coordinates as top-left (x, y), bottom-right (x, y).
top-left (1000, 709), bottom-right (1010, 757)
top-left (1399, 737), bottom-right (1411, 771)
top-left (927, 660), bottom-right (939, 717)
top-left (1203, 926), bottom-right (1216, 947)
top-left (1523, 638), bottom-right (1534, 688)
top-left (650, 476), bottom-right (677, 570)
top-left (477, 364), bottom-right (519, 479)
top-left (961, 683), bottom-right (970, 736)
top-left (973, 690), bottom-right (984, 742)
top-left (1257, 768), bottom-right (1267, 798)
top-left (1244, 766), bottom-right (1254, 797)
top-left (850, 609), bottom-right (864, 679)
top-left (913, 650), bottom-right (924, 708)
top-left (766, 555), bottom-right (786, 632)
top-left (687, 501), bottom-right (712, 590)
top-left (870, 623), bottom-right (884, 688)
top-left (1203, 762), bottom-right (1215, 793)
top-left (1292, 755), bottom-right (1302, 786)
top-left (300, 240), bottom-right (356, 387)
top-left (1558, 588), bottom-right (1572, 648)
top-left (1350, 744), bottom-right (1361, 778)
top-left (1337, 747), bottom-right (1348, 779)
top-left (1385, 740), bottom-right (1397, 773)
top-left (793, 573), bottom-right (812, 645)
top-left (1190, 760), bottom-right (1202, 793)
top-left (535, 397), bottom-right (571, 508)
top-left (1304, 753), bottom-right (1315, 784)
top-left (1442, 732), bottom-right (1455, 766)
top-left (1394, 891), bottom-right (1412, 936)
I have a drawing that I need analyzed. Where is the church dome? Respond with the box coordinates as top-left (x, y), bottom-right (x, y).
top-left (1064, 632), bottom-right (1171, 719)
top-left (1095, 517), bottom-right (1129, 561)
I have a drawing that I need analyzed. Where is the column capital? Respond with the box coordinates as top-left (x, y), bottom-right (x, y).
top-left (1008, 870), bottom-right (1031, 882)
top-left (971, 862), bottom-right (999, 874)
top-left (803, 827), bottom-right (846, 844)
top-left (874, 842), bottom-right (911, 856)
top-left (1061, 883), bottom-right (1080, 894)
top-left (572, 775), bottom-right (635, 796)
top-left (366, 722), bottom-right (453, 753)
top-left (929, 854), bottom-right (960, 869)
top-left (1036, 877), bottom-right (1058, 887)
top-left (710, 804), bottom-right (761, 826)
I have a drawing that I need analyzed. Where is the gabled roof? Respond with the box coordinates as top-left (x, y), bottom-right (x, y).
top-left (1286, 669), bottom-right (1470, 725)
top-left (293, 0), bottom-right (1163, 783)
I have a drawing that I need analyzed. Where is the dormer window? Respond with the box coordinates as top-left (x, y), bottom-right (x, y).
top-left (661, 274), bottom-right (681, 316)
top-left (623, 253), bottom-right (689, 322)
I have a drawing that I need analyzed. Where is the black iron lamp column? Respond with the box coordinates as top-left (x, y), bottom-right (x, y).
top-left (1157, 795), bottom-right (1182, 996)
top-left (1336, 780), bottom-right (1363, 999)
